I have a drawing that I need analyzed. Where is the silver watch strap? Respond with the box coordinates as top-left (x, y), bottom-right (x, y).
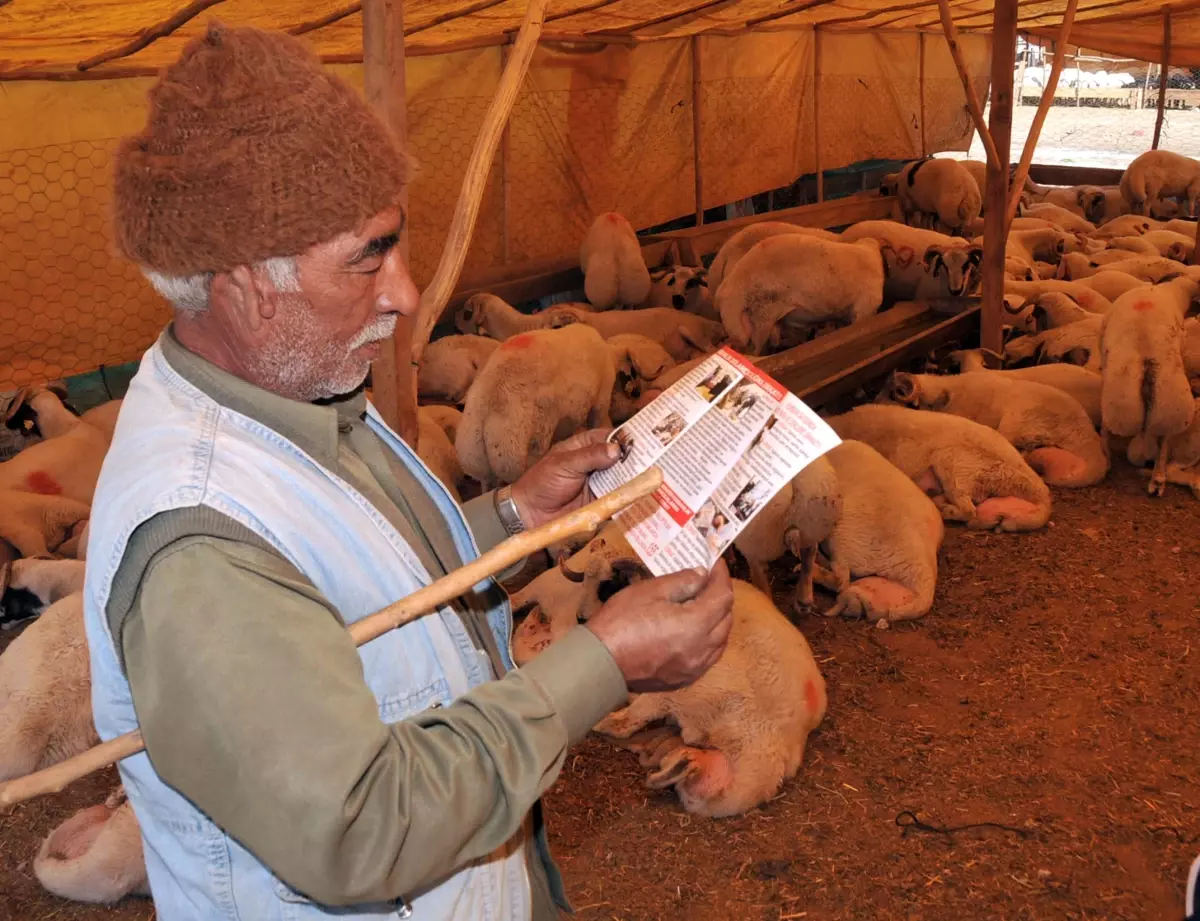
top-left (494, 485), bottom-right (526, 535)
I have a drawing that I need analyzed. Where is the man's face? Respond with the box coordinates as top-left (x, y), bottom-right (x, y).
top-left (251, 207), bottom-right (419, 402)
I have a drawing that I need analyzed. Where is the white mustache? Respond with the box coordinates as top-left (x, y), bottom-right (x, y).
top-left (349, 315), bottom-right (398, 350)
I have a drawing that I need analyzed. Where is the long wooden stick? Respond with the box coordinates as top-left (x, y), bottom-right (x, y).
top-left (76, 0), bottom-right (229, 71)
top-left (1005, 0), bottom-right (1079, 226)
top-left (935, 0), bottom-right (1000, 170)
top-left (814, 28), bottom-right (824, 203)
top-left (410, 0), bottom-right (551, 365)
top-left (691, 35), bottom-right (705, 227)
top-left (1152, 7), bottom-right (1172, 150)
top-left (0, 466), bottom-right (663, 808)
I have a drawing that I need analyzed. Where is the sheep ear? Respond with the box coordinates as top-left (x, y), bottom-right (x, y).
top-left (1063, 347), bottom-right (1091, 366)
top-left (630, 345), bottom-right (668, 380)
top-left (889, 372), bottom-right (917, 404)
top-left (927, 391), bottom-right (951, 411)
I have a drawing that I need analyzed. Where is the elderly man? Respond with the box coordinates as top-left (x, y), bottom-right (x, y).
top-left (84, 23), bottom-right (733, 921)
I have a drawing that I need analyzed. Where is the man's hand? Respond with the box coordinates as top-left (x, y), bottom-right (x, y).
top-left (586, 560), bottom-right (735, 693)
top-left (509, 429), bottom-right (620, 529)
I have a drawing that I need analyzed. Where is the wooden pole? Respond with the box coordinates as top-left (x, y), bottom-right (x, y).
top-left (814, 28), bottom-right (824, 203)
top-left (692, 35), bottom-right (705, 226)
top-left (1153, 7), bottom-right (1172, 150)
top-left (364, 0), bottom-right (418, 444)
top-left (981, 0), bottom-right (1018, 355)
top-left (501, 41), bottom-right (513, 262)
top-left (76, 0), bottom-right (228, 71)
top-left (918, 32), bottom-right (927, 156)
top-left (935, 0), bottom-right (1000, 169)
top-left (0, 466), bottom-right (665, 807)
top-left (411, 0), bottom-right (551, 365)
top-left (1005, 0), bottom-right (1079, 226)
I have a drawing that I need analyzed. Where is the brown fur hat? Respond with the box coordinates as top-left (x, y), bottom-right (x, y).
top-left (113, 22), bottom-right (407, 277)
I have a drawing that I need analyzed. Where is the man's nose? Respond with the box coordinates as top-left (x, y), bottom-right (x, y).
top-left (377, 249), bottom-right (421, 318)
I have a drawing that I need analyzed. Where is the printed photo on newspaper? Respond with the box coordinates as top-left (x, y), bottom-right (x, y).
top-left (588, 347), bottom-right (842, 577)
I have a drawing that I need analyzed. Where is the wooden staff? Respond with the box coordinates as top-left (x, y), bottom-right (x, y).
top-left (935, 0), bottom-right (1000, 170)
top-left (1006, 0), bottom-right (1079, 227)
top-left (0, 466), bottom-right (663, 808)
top-left (410, 0), bottom-right (551, 366)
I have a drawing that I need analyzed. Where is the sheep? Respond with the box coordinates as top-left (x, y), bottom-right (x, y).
top-left (591, 580), bottom-right (826, 818)
top-left (1098, 275), bottom-right (1200, 496)
top-left (1006, 226), bottom-right (1087, 264)
top-left (714, 233), bottom-right (885, 354)
top-left (1076, 185), bottom-right (1131, 225)
top-left (827, 404), bottom-right (1052, 531)
top-left (1057, 253), bottom-right (1188, 285)
top-left (545, 304), bottom-right (724, 362)
top-left (417, 407), bottom-right (467, 501)
top-left (580, 212), bottom-right (651, 310)
top-left (0, 390), bottom-right (114, 506)
top-left (1004, 316), bottom-right (1103, 371)
top-left (1004, 291), bottom-right (1096, 334)
top-left (1003, 278), bottom-right (1115, 314)
top-left (0, 561), bottom-right (91, 780)
top-left (1090, 213), bottom-right (1158, 239)
top-left (1120, 150), bottom-right (1200, 217)
top-left (732, 457), bottom-right (841, 612)
top-left (0, 489), bottom-right (90, 562)
top-left (1019, 203), bottom-right (1097, 234)
top-left (456, 324), bottom-right (615, 486)
top-left (841, 220), bottom-right (982, 300)
top-left (1022, 181), bottom-right (1088, 214)
top-left (708, 222), bottom-right (840, 294)
top-left (957, 159), bottom-right (987, 206)
top-left (946, 349), bottom-right (1103, 427)
top-left (1159, 218), bottom-right (1200, 237)
top-left (883, 372), bottom-right (1109, 487)
top-left (606, 334), bottom-right (675, 422)
top-left (646, 265), bottom-right (715, 319)
top-left (417, 335), bottom-right (500, 404)
top-left (453, 292), bottom-right (563, 340)
top-left (814, 439), bottom-right (943, 623)
top-left (1108, 230), bottom-right (1195, 262)
top-left (34, 786), bottom-right (149, 905)
top-left (886, 157), bottom-right (981, 234)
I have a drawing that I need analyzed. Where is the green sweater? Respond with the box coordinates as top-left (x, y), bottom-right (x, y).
top-left (108, 329), bottom-right (628, 912)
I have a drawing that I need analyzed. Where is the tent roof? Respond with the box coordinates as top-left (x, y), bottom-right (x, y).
top-left (1, 0), bottom-right (1197, 77)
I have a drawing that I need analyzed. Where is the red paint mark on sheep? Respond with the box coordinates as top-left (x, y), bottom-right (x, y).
top-left (606, 213), bottom-right (621, 224)
top-left (25, 471), bottom-right (62, 495)
top-left (804, 679), bottom-right (820, 712)
top-left (503, 334), bottom-right (535, 350)
top-left (1132, 298), bottom-right (1154, 312)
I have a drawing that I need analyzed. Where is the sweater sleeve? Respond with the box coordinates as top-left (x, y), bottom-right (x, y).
top-left (120, 534), bottom-right (627, 907)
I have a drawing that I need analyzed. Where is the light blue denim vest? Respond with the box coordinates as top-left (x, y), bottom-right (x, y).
top-left (82, 340), bottom-right (532, 921)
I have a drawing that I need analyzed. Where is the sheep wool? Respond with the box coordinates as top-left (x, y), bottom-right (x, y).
top-left (580, 213), bottom-right (651, 310)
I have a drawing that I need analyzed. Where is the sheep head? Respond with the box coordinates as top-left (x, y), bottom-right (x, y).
top-left (608, 335), bottom-right (674, 422)
top-left (455, 295), bottom-right (491, 335)
top-left (923, 245), bottom-right (982, 296)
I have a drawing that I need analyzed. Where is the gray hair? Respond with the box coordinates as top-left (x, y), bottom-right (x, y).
top-left (144, 256), bottom-right (301, 315)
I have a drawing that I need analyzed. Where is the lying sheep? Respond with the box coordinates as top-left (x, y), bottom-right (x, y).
top-left (1005, 291), bottom-right (1095, 333)
top-left (732, 457), bottom-right (841, 612)
top-left (1003, 278), bottom-right (1115, 313)
top-left (1099, 275), bottom-right (1200, 495)
top-left (1004, 316), bottom-right (1103, 371)
top-left (420, 404), bottom-right (464, 445)
top-left (417, 407), bottom-right (467, 501)
top-left (0, 561), bottom-right (91, 779)
top-left (714, 234), bottom-right (885, 354)
top-left (1120, 150), bottom-right (1200, 217)
top-left (814, 440), bottom-right (943, 623)
top-left (457, 325), bottom-right (615, 486)
top-left (607, 334), bottom-right (675, 422)
top-left (1108, 230), bottom-right (1194, 262)
top-left (1023, 180), bottom-right (1088, 214)
top-left (0, 489), bottom-right (90, 561)
top-left (841, 220), bottom-right (982, 301)
top-left (828, 405), bottom-right (1051, 531)
top-left (1077, 185), bottom-right (1131, 225)
top-left (1006, 226), bottom-right (1086, 264)
top-left (0, 390), bottom-right (115, 505)
top-left (580, 212), bottom-right (651, 310)
top-left (546, 304), bottom-right (724, 362)
top-left (887, 158), bottom-right (981, 235)
top-left (949, 348), bottom-right (1103, 426)
top-left (1091, 213), bottom-right (1157, 239)
top-left (34, 786), bottom-right (149, 905)
top-left (1058, 253), bottom-right (1188, 285)
top-left (417, 334), bottom-right (500, 404)
top-left (707, 222), bottom-right (840, 294)
top-left (646, 265), bottom-right (714, 319)
top-left (454, 292), bottom-right (562, 340)
top-left (884, 372), bottom-right (1108, 487)
top-left (1019, 203), bottom-right (1096, 234)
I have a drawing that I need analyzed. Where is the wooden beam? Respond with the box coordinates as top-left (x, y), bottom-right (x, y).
top-left (692, 35), bottom-right (705, 226)
top-left (1153, 7), bottom-right (1172, 150)
top-left (918, 32), bottom-right (927, 156)
top-left (935, 0), bottom-right (1000, 169)
top-left (981, 0), bottom-right (1018, 355)
top-left (363, 0), bottom-right (417, 443)
top-left (500, 41), bottom-right (513, 263)
top-left (1006, 0), bottom-right (1079, 226)
top-left (814, 28), bottom-right (824, 203)
top-left (410, 0), bottom-right (551, 364)
top-left (289, 3), bottom-right (362, 36)
top-left (406, 0), bottom-right (508, 36)
top-left (76, 0), bottom-right (228, 71)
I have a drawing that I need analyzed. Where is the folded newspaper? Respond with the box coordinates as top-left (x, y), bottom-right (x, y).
top-left (588, 347), bottom-right (842, 576)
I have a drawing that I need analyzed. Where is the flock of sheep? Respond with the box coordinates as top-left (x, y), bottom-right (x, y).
top-left (2, 146), bottom-right (1200, 909)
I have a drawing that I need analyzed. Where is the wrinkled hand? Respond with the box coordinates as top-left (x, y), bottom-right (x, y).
top-left (586, 559), bottom-right (735, 693)
top-left (509, 429), bottom-right (620, 528)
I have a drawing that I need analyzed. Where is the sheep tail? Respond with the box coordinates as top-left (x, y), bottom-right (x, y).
top-left (1100, 353), bottom-right (1147, 436)
top-left (584, 253), bottom-right (621, 310)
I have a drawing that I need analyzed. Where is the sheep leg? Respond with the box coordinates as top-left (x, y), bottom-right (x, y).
top-left (827, 576), bottom-right (926, 624)
top-left (1142, 462), bottom-right (1200, 499)
top-left (811, 559), bottom-right (849, 594)
top-left (645, 744), bottom-right (734, 804)
top-left (593, 694), bottom-right (672, 739)
top-left (789, 544), bottom-right (818, 613)
top-left (1149, 438), bottom-right (1172, 497)
top-left (0, 521), bottom-right (54, 559)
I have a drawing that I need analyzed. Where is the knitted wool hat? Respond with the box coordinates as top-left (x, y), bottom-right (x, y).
top-left (113, 22), bottom-right (407, 277)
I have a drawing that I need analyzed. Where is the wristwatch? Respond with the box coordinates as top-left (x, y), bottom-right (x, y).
top-left (494, 485), bottom-right (527, 536)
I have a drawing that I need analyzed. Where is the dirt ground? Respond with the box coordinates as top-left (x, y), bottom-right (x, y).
top-left (1, 461), bottom-right (1197, 921)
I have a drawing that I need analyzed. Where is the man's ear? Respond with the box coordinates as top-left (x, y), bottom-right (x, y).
top-left (214, 265), bottom-right (272, 330)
